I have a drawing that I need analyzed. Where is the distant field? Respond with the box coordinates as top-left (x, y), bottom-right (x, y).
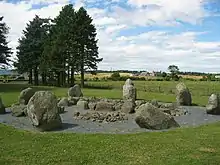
top-left (76, 73), bottom-right (206, 80)
top-left (179, 75), bottom-right (204, 79)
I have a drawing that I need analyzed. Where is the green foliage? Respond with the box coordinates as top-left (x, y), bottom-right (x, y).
top-left (15, 15), bottom-right (50, 85)
top-left (168, 65), bottom-right (180, 80)
top-left (161, 72), bottom-right (167, 77)
top-left (14, 5), bottom-right (102, 87)
top-left (0, 16), bottom-right (11, 67)
top-left (110, 72), bottom-right (120, 80)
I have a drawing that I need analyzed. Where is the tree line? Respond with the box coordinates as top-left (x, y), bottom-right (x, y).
top-left (0, 4), bottom-right (103, 87)
top-left (0, 16), bottom-right (11, 68)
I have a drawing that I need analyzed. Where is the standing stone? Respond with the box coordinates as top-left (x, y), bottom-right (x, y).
top-left (121, 99), bottom-right (135, 113)
top-left (176, 83), bottom-right (192, 106)
top-left (68, 84), bottom-right (83, 97)
top-left (135, 103), bottom-right (179, 130)
top-left (123, 79), bottom-right (136, 101)
top-left (206, 94), bottom-right (220, 115)
top-left (0, 97), bottom-right (5, 114)
top-left (19, 87), bottom-right (35, 105)
top-left (27, 91), bottom-right (62, 131)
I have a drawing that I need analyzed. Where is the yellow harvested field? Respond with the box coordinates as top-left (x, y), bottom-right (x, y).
top-left (178, 75), bottom-right (205, 79)
top-left (84, 72), bottom-right (131, 78)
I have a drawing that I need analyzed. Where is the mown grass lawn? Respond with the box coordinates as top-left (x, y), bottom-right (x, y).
top-left (1, 123), bottom-right (220, 165)
top-left (1, 82), bottom-right (220, 164)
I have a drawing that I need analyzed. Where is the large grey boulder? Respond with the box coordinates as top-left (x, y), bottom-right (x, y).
top-left (19, 87), bottom-right (35, 105)
top-left (27, 91), bottom-right (62, 131)
top-left (0, 97), bottom-right (5, 114)
top-left (206, 94), bottom-right (220, 115)
top-left (11, 104), bottom-right (27, 117)
top-left (123, 79), bottom-right (136, 101)
top-left (176, 83), bottom-right (192, 106)
top-left (135, 103), bottom-right (179, 130)
top-left (68, 85), bottom-right (83, 97)
top-left (95, 101), bottom-right (115, 112)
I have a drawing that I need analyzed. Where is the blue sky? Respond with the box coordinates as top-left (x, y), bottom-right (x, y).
top-left (1, 0), bottom-right (220, 72)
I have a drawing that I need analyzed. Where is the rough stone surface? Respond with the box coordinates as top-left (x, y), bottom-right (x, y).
top-left (159, 102), bottom-right (176, 109)
top-left (11, 104), bottom-right (27, 117)
top-left (95, 101), bottom-right (115, 111)
top-left (0, 97), bottom-right (5, 114)
top-left (151, 99), bottom-right (159, 107)
top-left (68, 85), bottom-right (83, 97)
top-left (27, 91), bottom-right (62, 131)
top-left (58, 107), bottom-right (65, 114)
top-left (121, 99), bottom-right (135, 113)
top-left (68, 97), bottom-right (79, 106)
top-left (206, 94), bottom-right (220, 115)
top-left (114, 102), bottom-right (123, 111)
top-left (19, 87), bottom-right (35, 105)
top-left (58, 97), bottom-right (69, 107)
top-left (74, 111), bottom-right (128, 123)
top-left (176, 83), bottom-right (192, 106)
top-left (135, 103), bottom-right (180, 130)
top-left (88, 102), bottom-right (97, 110)
top-left (123, 79), bottom-right (137, 101)
top-left (77, 100), bottom-right (89, 110)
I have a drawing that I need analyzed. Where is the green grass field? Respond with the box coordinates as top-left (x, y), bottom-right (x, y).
top-left (1, 80), bottom-right (220, 107)
top-left (1, 122), bottom-right (220, 165)
top-left (1, 81), bottom-right (220, 164)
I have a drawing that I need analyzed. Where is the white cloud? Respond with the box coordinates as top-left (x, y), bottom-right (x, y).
top-left (0, 0), bottom-right (220, 72)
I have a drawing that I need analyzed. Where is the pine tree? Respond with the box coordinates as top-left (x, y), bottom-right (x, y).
top-left (44, 4), bottom-right (78, 86)
top-left (15, 15), bottom-right (49, 85)
top-left (0, 16), bottom-right (11, 67)
top-left (75, 7), bottom-right (103, 87)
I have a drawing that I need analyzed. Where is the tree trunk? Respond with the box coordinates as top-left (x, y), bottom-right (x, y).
top-left (62, 70), bottom-right (66, 86)
top-left (29, 69), bottom-right (33, 84)
top-left (80, 62), bottom-right (84, 88)
top-left (42, 72), bottom-right (46, 85)
top-left (34, 67), bottom-right (39, 86)
top-left (80, 47), bottom-right (84, 88)
top-left (70, 66), bottom-right (75, 86)
top-left (56, 72), bottom-right (61, 87)
top-left (67, 65), bottom-right (70, 85)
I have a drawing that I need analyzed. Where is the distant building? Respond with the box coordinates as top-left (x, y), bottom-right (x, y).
top-left (215, 75), bottom-right (220, 79)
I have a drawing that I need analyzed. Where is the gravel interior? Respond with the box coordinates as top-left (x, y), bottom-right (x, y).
top-left (1, 106), bottom-right (220, 134)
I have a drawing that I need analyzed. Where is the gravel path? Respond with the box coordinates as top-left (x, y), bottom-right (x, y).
top-left (1, 106), bottom-right (220, 134)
